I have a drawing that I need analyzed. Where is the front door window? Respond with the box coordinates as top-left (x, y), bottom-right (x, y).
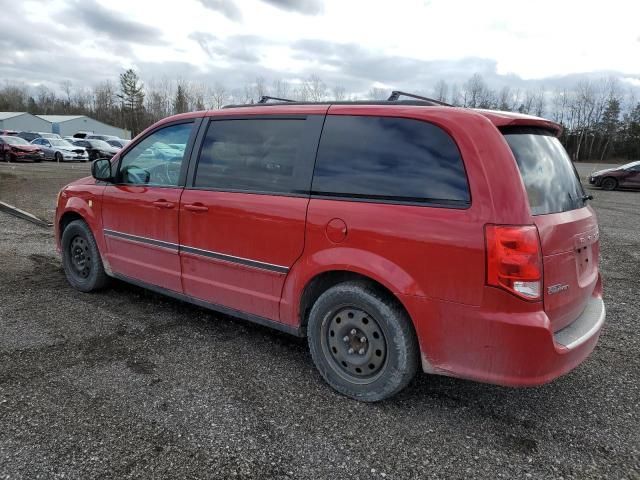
top-left (118, 123), bottom-right (193, 186)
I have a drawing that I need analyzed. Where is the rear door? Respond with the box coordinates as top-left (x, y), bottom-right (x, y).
top-left (179, 113), bottom-right (325, 320)
top-left (503, 127), bottom-right (599, 331)
top-left (101, 119), bottom-right (200, 292)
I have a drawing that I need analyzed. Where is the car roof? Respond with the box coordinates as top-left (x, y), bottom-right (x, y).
top-left (149, 103), bottom-right (563, 138)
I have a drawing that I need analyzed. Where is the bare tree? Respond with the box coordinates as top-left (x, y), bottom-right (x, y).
top-left (367, 87), bottom-right (387, 100)
top-left (433, 80), bottom-right (449, 103)
top-left (332, 85), bottom-right (346, 101)
top-left (304, 75), bottom-right (327, 102)
top-left (210, 82), bottom-right (229, 109)
top-left (253, 76), bottom-right (268, 101)
top-left (272, 79), bottom-right (290, 99)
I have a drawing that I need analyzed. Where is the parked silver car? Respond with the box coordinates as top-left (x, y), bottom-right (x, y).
top-left (30, 138), bottom-right (88, 162)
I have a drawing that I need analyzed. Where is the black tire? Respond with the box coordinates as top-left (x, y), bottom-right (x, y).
top-left (307, 281), bottom-right (419, 402)
top-left (601, 177), bottom-right (617, 191)
top-left (61, 219), bottom-right (109, 292)
top-left (55, 152), bottom-right (63, 163)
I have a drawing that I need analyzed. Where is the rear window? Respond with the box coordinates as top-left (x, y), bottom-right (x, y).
top-left (312, 115), bottom-right (470, 206)
top-left (503, 128), bottom-right (586, 215)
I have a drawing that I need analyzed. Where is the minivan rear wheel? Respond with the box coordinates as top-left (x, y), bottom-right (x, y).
top-left (307, 282), bottom-right (419, 402)
top-left (601, 177), bottom-right (617, 191)
top-left (61, 219), bottom-right (109, 292)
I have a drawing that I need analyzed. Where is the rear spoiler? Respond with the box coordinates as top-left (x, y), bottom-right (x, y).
top-left (474, 110), bottom-right (563, 137)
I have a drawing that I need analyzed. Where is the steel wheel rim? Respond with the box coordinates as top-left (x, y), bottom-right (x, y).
top-left (322, 306), bottom-right (387, 384)
top-left (69, 235), bottom-right (91, 279)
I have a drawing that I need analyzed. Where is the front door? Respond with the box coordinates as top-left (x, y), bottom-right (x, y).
top-left (620, 164), bottom-right (640, 188)
top-left (101, 120), bottom-right (199, 292)
top-left (179, 115), bottom-right (324, 320)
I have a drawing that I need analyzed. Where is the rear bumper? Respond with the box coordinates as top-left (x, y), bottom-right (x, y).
top-left (402, 286), bottom-right (605, 387)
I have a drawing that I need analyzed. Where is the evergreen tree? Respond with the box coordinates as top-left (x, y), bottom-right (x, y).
top-left (173, 85), bottom-right (189, 114)
top-left (117, 69), bottom-right (145, 135)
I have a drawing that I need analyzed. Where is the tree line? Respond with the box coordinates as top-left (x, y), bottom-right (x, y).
top-left (1, 70), bottom-right (639, 162)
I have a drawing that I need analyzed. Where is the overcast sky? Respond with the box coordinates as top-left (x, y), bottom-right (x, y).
top-left (1, 0), bottom-right (639, 95)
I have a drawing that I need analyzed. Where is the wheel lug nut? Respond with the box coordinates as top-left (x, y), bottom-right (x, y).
top-left (343, 336), bottom-right (349, 342)
top-left (360, 337), bottom-right (366, 343)
top-left (348, 348), bottom-right (354, 354)
top-left (350, 329), bottom-right (356, 335)
top-left (358, 348), bottom-right (365, 355)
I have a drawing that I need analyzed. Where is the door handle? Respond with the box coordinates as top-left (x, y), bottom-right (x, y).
top-left (152, 200), bottom-right (175, 209)
top-left (184, 203), bottom-right (209, 213)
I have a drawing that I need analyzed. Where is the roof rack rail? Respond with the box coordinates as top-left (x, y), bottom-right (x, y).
top-left (257, 95), bottom-right (295, 104)
top-left (387, 90), bottom-right (452, 106)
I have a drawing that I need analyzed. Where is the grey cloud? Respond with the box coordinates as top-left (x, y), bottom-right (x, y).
top-left (291, 39), bottom-right (500, 89)
top-left (66, 0), bottom-right (166, 45)
top-left (197, 0), bottom-right (243, 21)
top-left (190, 32), bottom-right (264, 63)
top-left (260, 0), bottom-right (323, 15)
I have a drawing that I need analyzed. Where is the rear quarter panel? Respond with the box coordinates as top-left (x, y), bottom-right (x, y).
top-left (280, 106), bottom-right (533, 327)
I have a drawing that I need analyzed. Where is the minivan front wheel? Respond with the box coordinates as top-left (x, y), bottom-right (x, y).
top-left (61, 219), bottom-right (109, 292)
top-left (307, 282), bottom-right (419, 402)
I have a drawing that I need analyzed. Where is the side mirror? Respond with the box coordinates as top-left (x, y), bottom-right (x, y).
top-left (92, 158), bottom-right (112, 181)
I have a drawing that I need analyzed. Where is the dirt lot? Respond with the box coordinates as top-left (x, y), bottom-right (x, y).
top-left (0, 163), bottom-right (639, 479)
top-left (0, 162), bottom-right (91, 222)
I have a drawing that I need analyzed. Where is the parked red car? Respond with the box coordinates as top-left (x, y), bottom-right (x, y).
top-left (588, 160), bottom-right (640, 190)
top-left (55, 95), bottom-right (605, 401)
top-left (0, 135), bottom-right (44, 162)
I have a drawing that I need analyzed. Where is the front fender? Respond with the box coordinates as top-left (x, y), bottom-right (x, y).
top-left (55, 185), bottom-right (105, 256)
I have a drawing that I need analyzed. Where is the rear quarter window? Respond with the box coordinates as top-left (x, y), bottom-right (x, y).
top-left (503, 127), bottom-right (586, 215)
top-left (312, 115), bottom-right (470, 206)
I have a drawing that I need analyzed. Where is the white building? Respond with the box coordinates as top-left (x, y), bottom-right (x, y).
top-left (0, 112), bottom-right (51, 133)
top-left (37, 115), bottom-right (131, 139)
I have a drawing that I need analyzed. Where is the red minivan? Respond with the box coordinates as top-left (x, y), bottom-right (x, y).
top-left (55, 94), bottom-right (605, 401)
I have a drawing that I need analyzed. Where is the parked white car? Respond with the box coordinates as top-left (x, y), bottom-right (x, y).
top-left (31, 138), bottom-right (88, 162)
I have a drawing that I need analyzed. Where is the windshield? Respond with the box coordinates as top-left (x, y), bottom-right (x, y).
top-left (621, 160), bottom-right (640, 169)
top-left (3, 136), bottom-right (30, 145)
top-left (50, 139), bottom-right (74, 147)
top-left (503, 127), bottom-right (586, 215)
top-left (89, 140), bottom-right (112, 149)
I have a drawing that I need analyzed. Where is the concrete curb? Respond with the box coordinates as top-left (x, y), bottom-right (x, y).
top-left (0, 201), bottom-right (52, 228)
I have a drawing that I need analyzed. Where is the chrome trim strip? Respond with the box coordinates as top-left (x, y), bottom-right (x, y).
top-left (102, 229), bottom-right (289, 274)
top-left (104, 229), bottom-right (179, 251)
top-left (179, 245), bottom-right (289, 274)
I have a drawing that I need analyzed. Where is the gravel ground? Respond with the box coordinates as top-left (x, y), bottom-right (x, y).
top-left (0, 162), bottom-right (91, 222)
top-left (0, 166), bottom-right (639, 479)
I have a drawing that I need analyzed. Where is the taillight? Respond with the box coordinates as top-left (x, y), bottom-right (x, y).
top-left (485, 225), bottom-right (542, 300)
